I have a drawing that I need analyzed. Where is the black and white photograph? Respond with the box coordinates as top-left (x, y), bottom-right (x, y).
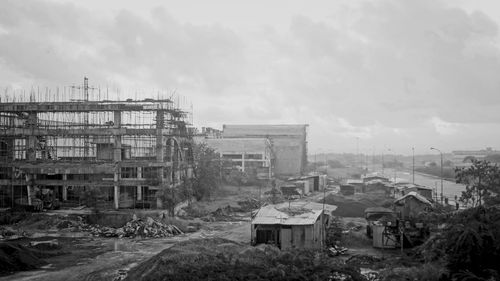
top-left (1, 0), bottom-right (500, 280)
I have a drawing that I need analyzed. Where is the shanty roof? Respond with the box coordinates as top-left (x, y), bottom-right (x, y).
top-left (204, 138), bottom-right (270, 153)
top-left (222, 124), bottom-right (308, 137)
top-left (363, 176), bottom-right (389, 182)
top-left (395, 183), bottom-right (433, 191)
top-left (252, 202), bottom-right (336, 225)
top-left (394, 191), bottom-right (432, 205)
top-left (346, 179), bottom-right (363, 185)
top-left (287, 175), bottom-right (319, 181)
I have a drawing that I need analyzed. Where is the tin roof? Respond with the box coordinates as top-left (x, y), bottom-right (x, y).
top-left (346, 179), bottom-right (364, 184)
top-left (394, 191), bottom-right (432, 205)
top-left (252, 202), bottom-right (336, 225)
top-left (222, 124), bottom-right (308, 137)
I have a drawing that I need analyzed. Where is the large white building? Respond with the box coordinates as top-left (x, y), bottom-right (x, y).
top-left (222, 124), bottom-right (308, 177)
top-left (204, 138), bottom-right (273, 179)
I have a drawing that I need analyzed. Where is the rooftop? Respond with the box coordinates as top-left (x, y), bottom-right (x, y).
top-left (204, 138), bottom-right (271, 153)
top-left (222, 124), bottom-right (308, 138)
top-left (252, 202), bottom-right (336, 225)
top-left (394, 191), bottom-right (432, 206)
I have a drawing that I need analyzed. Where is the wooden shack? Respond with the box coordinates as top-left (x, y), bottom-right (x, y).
top-left (251, 202), bottom-right (336, 250)
top-left (393, 192), bottom-right (433, 219)
top-left (339, 184), bottom-right (355, 196)
top-left (346, 179), bottom-right (364, 193)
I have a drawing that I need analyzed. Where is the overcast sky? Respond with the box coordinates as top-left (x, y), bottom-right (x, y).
top-left (1, 0), bottom-right (500, 155)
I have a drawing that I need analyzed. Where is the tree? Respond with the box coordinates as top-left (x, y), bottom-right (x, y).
top-left (191, 143), bottom-right (222, 201)
top-left (442, 205), bottom-right (500, 280)
top-left (484, 154), bottom-right (500, 164)
top-left (455, 160), bottom-right (500, 207)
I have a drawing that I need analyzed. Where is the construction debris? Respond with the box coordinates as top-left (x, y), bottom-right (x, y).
top-left (236, 198), bottom-right (260, 211)
top-left (346, 255), bottom-right (383, 267)
top-left (79, 217), bottom-right (184, 238)
top-left (327, 245), bottom-right (348, 256)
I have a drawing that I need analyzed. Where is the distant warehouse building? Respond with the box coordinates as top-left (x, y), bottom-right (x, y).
top-left (452, 147), bottom-right (499, 165)
top-left (204, 138), bottom-right (273, 179)
top-left (222, 124), bottom-right (308, 177)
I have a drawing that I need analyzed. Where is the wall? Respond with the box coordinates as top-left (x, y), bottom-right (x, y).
top-left (395, 197), bottom-right (430, 219)
top-left (222, 124), bottom-right (308, 177)
top-left (273, 138), bottom-right (304, 176)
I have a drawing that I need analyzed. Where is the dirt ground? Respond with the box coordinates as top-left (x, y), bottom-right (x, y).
top-left (0, 183), bottom-right (403, 281)
top-left (0, 185), bottom-right (258, 281)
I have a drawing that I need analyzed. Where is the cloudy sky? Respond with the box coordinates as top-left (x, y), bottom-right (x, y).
top-left (1, 0), bottom-right (500, 155)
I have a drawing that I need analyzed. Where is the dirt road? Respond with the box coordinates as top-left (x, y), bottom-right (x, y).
top-left (1, 219), bottom-right (251, 281)
top-left (0, 186), bottom-right (334, 281)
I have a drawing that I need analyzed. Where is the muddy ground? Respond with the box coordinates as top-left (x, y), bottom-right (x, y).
top-left (0, 183), bottom-right (410, 281)
top-left (0, 185), bottom-right (259, 281)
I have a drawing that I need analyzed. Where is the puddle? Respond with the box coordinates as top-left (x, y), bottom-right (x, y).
top-left (113, 240), bottom-right (138, 252)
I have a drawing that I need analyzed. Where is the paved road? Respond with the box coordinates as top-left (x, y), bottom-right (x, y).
top-left (382, 168), bottom-right (466, 202)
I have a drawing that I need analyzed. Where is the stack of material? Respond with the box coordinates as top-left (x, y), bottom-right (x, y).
top-left (203, 205), bottom-right (234, 222)
top-left (80, 217), bottom-right (184, 238)
top-left (237, 198), bottom-right (260, 211)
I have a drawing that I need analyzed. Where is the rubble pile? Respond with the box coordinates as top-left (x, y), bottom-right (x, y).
top-left (346, 255), bottom-right (383, 267)
top-left (202, 205), bottom-right (235, 222)
top-left (236, 198), bottom-right (260, 211)
top-left (79, 217), bottom-right (184, 238)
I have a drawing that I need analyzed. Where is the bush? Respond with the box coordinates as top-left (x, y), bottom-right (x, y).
top-left (125, 238), bottom-right (366, 281)
top-left (380, 263), bottom-right (447, 281)
top-left (442, 206), bottom-right (500, 280)
top-left (418, 206), bottom-right (500, 280)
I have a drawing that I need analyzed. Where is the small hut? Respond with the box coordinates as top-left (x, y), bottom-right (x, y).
top-left (251, 202), bottom-right (336, 250)
top-left (394, 191), bottom-right (433, 219)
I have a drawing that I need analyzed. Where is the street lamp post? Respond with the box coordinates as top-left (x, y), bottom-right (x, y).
top-left (430, 147), bottom-right (444, 205)
top-left (387, 148), bottom-right (396, 182)
top-left (381, 151), bottom-right (385, 176)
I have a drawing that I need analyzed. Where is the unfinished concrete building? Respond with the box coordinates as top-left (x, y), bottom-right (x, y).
top-left (0, 85), bottom-right (193, 210)
top-left (204, 138), bottom-right (274, 179)
top-left (222, 124), bottom-right (308, 177)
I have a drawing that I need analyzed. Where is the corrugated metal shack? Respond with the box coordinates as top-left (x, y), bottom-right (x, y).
top-left (394, 192), bottom-right (433, 219)
top-left (251, 202), bottom-right (336, 250)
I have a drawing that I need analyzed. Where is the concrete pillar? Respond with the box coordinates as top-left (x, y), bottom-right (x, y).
top-left (62, 174), bottom-right (68, 201)
top-left (113, 111), bottom-right (122, 162)
top-left (242, 153), bottom-right (245, 172)
top-left (26, 182), bottom-right (32, 206)
top-left (113, 172), bottom-right (119, 210)
top-left (137, 167), bottom-right (142, 200)
top-left (156, 110), bottom-right (165, 162)
top-left (26, 112), bottom-right (37, 161)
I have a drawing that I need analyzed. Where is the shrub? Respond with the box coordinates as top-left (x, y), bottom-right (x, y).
top-left (380, 263), bottom-right (447, 281)
top-left (442, 206), bottom-right (500, 279)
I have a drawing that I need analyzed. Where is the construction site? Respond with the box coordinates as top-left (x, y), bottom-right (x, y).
top-left (0, 78), bottom-right (194, 211)
top-left (0, 82), bottom-right (497, 281)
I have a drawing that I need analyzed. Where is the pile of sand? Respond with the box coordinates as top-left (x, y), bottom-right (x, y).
top-left (322, 194), bottom-right (392, 217)
top-left (0, 243), bottom-right (46, 275)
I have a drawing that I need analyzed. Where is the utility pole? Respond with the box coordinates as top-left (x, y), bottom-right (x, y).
top-left (381, 151), bottom-right (385, 176)
top-left (412, 147), bottom-right (415, 184)
top-left (314, 152), bottom-right (317, 173)
top-left (356, 137), bottom-right (359, 170)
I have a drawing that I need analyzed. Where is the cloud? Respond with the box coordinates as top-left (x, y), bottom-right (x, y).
top-left (1, 0), bottom-right (500, 153)
top-left (0, 0), bottom-right (246, 93)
